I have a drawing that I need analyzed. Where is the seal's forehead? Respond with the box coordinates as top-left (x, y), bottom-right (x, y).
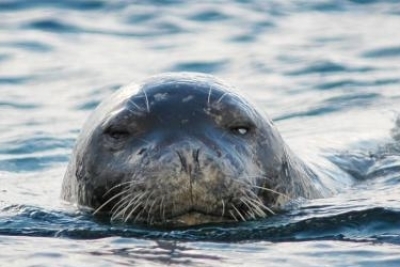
top-left (138, 74), bottom-right (259, 116)
top-left (141, 72), bottom-right (234, 96)
top-left (112, 73), bottom-right (249, 110)
top-left (103, 73), bottom-right (255, 117)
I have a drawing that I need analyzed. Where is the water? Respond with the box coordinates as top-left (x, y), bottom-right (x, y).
top-left (1, 0), bottom-right (400, 266)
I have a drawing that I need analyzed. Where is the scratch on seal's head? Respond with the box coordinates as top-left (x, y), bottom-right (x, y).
top-left (62, 72), bottom-right (327, 226)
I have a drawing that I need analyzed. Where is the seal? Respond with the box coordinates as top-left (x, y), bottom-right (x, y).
top-left (62, 72), bottom-right (335, 226)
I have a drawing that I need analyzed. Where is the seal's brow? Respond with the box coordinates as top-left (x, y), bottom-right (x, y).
top-left (142, 88), bottom-right (150, 113)
top-left (207, 85), bottom-right (212, 106)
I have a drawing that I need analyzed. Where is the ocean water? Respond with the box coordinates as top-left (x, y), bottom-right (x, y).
top-left (1, 0), bottom-right (400, 266)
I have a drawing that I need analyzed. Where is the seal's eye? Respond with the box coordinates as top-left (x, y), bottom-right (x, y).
top-left (104, 127), bottom-right (130, 141)
top-left (230, 126), bottom-right (250, 136)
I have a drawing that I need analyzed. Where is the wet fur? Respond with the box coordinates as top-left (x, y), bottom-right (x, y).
top-left (62, 73), bottom-right (330, 225)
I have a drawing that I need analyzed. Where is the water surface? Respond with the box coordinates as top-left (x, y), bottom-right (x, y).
top-left (1, 0), bottom-right (400, 266)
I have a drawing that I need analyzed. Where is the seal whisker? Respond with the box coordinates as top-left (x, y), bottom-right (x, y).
top-left (243, 187), bottom-right (275, 214)
top-left (128, 99), bottom-right (146, 112)
top-left (110, 189), bottom-right (136, 213)
top-left (223, 174), bottom-right (263, 184)
top-left (134, 209), bottom-right (146, 223)
top-left (221, 199), bottom-right (226, 218)
top-left (125, 192), bottom-right (149, 222)
top-left (216, 92), bottom-right (231, 104)
top-left (144, 192), bottom-right (157, 222)
top-left (155, 197), bottom-right (165, 223)
top-left (229, 210), bottom-right (239, 221)
top-left (232, 177), bottom-right (290, 199)
top-left (253, 185), bottom-right (290, 199)
top-left (125, 203), bottom-right (142, 222)
top-left (127, 197), bottom-right (145, 223)
top-left (142, 88), bottom-right (150, 113)
top-left (207, 86), bottom-right (212, 106)
top-left (241, 195), bottom-right (266, 218)
top-left (102, 182), bottom-right (133, 197)
top-left (111, 197), bottom-right (132, 221)
top-left (240, 197), bottom-right (257, 219)
top-left (149, 197), bottom-right (159, 214)
top-left (248, 197), bottom-right (275, 216)
top-left (232, 174), bottom-right (273, 183)
top-left (109, 189), bottom-right (133, 215)
top-left (112, 191), bottom-right (146, 221)
top-left (129, 196), bottom-right (149, 223)
top-left (159, 196), bottom-right (165, 222)
top-left (93, 189), bottom-right (128, 215)
top-left (230, 203), bottom-right (246, 221)
top-left (147, 198), bottom-right (159, 224)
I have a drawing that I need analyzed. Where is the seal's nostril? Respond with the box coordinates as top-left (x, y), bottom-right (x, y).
top-left (138, 148), bottom-right (147, 155)
top-left (215, 149), bottom-right (222, 157)
top-left (193, 148), bottom-right (200, 163)
top-left (176, 151), bottom-right (187, 171)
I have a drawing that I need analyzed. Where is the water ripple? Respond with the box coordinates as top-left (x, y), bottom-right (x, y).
top-left (124, 13), bottom-right (156, 24)
top-left (24, 17), bottom-right (186, 37)
top-left (274, 93), bottom-right (380, 120)
top-left (317, 78), bottom-right (399, 90)
top-left (287, 61), bottom-right (374, 76)
top-left (0, 54), bottom-right (12, 62)
top-left (0, 41), bottom-right (53, 53)
top-left (326, 92), bottom-right (380, 106)
top-left (1, 0), bottom-right (400, 265)
top-left (0, 136), bottom-right (74, 155)
top-left (75, 84), bottom-right (121, 111)
top-left (0, 101), bottom-right (39, 109)
top-left (0, 155), bottom-right (69, 172)
top-left (363, 46), bottom-right (400, 58)
top-left (169, 60), bottom-right (228, 73)
top-left (24, 19), bottom-right (80, 33)
top-left (0, 135), bottom-right (73, 172)
top-left (188, 10), bottom-right (230, 22)
top-left (0, 0), bottom-right (106, 12)
top-left (1, 205), bottom-right (400, 244)
top-left (0, 75), bottom-right (35, 85)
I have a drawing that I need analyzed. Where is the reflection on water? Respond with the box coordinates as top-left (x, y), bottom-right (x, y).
top-left (1, 0), bottom-right (400, 266)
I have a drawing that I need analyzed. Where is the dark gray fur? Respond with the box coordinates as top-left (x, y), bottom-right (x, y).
top-left (62, 73), bottom-right (333, 225)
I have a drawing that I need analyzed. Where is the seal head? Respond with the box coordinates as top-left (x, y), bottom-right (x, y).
top-left (62, 73), bottom-right (327, 226)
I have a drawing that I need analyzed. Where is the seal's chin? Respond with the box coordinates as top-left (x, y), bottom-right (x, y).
top-left (163, 212), bottom-right (233, 227)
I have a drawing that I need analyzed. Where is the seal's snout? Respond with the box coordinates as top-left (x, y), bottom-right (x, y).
top-left (175, 146), bottom-right (200, 176)
top-left (121, 139), bottom-right (260, 225)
